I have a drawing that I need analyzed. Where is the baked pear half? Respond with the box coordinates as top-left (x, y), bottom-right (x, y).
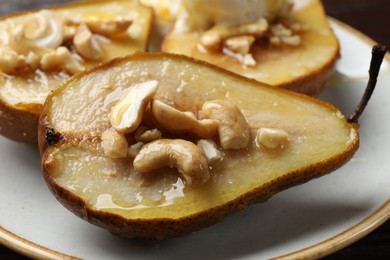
top-left (162, 0), bottom-right (339, 95)
top-left (39, 52), bottom-right (369, 239)
top-left (0, 0), bottom-right (152, 143)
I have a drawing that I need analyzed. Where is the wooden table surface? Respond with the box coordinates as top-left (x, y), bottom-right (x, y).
top-left (0, 0), bottom-right (389, 259)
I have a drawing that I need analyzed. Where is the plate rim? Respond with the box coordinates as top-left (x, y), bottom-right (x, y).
top-left (1, 18), bottom-right (389, 260)
top-left (275, 201), bottom-right (390, 259)
top-left (0, 226), bottom-right (79, 260)
top-left (276, 17), bottom-right (390, 259)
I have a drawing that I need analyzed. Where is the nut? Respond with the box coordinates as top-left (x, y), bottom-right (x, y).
top-left (134, 126), bottom-right (162, 143)
top-left (270, 24), bottom-right (292, 37)
top-left (1, 18), bottom-right (58, 73)
top-left (151, 99), bottom-right (218, 138)
top-left (63, 24), bottom-right (78, 43)
top-left (197, 139), bottom-right (224, 164)
top-left (128, 141), bottom-right (144, 158)
top-left (242, 53), bottom-right (256, 66)
top-left (289, 22), bottom-right (304, 32)
top-left (74, 23), bottom-right (104, 60)
top-left (269, 36), bottom-right (281, 46)
top-left (101, 129), bottom-right (129, 158)
top-left (133, 139), bottom-right (210, 187)
top-left (40, 46), bottom-right (85, 74)
top-left (0, 49), bottom-right (40, 74)
top-left (200, 18), bottom-right (268, 50)
top-left (222, 40), bottom-right (256, 66)
top-left (67, 17), bottom-right (132, 37)
top-left (24, 51), bottom-right (40, 70)
top-left (280, 35), bottom-right (301, 46)
top-left (0, 50), bottom-right (22, 73)
top-left (256, 128), bottom-right (289, 149)
top-left (224, 35), bottom-right (256, 55)
top-left (202, 100), bottom-right (250, 150)
top-left (85, 17), bottom-right (132, 36)
top-left (110, 80), bottom-right (159, 134)
top-left (269, 23), bottom-right (301, 47)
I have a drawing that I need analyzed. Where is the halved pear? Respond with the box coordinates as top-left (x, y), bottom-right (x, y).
top-left (38, 52), bottom-right (362, 239)
top-left (162, 0), bottom-right (339, 95)
top-left (0, 0), bottom-right (152, 143)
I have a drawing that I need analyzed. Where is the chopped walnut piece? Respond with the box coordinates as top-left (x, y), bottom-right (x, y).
top-left (40, 46), bottom-right (85, 74)
top-left (128, 142), bottom-right (144, 158)
top-left (0, 51), bottom-right (22, 74)
top-left (66, 17), bottom-right (132, 37)
top-left (74, 23), bottom-right (105, 60)
top-left (224, 35), bottom-right (256, 55)
top-left (269, 23), bottom-right (302, 47)
top-left (196, 6), bottom-right (304, 66)
top-left (242, 53), bottom-right (256, 66)
top-left (269, 36), bottom-right (281, 46)
top-left (256, 128), bottom-right (289, 149)
top-left (200, 18), bottom-right (268, 50)
top-left (281, 35), bottom-right (301, 46)
top-left (25, 52), bottom-right (40, 70)
top-left (270, 23), bottom-right (292, 37)
top-left (86, 18), bottom-right (132, 36)
top-left (197, 139), bottom-right (224, 164)
top-left (202, 100), bottom-right (250, 150)
top-left (101, 129), bottom-right (129, 158)
top-left (134, 126), bottom-right (162, 143)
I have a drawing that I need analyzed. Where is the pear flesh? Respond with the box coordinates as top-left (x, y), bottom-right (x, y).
top-left (0, 0), bottom-right (152, 143)
top-left (162, 0), bottom-right (340, 95)
top-left (39, 53), bottom-right (359, 239)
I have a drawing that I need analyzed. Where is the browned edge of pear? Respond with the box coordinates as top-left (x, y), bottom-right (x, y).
top-left (38, 52), bottom-right (360, 239)
top-left (0, 0), bottom-right (153, 144)
top-left (275, 1), bottom-right (341, 95)
top-left (0, 101), bottom-right (40, 143)
top-left (276, 46), bottom-right (339, 95)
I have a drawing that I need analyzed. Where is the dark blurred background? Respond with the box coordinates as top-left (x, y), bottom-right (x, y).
top-left (324, 0), bottom-right (390, 47)
top-left (0, 0), bottom-right (389, 259)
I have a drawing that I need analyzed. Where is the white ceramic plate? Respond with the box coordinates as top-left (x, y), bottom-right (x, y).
top-left (1, 19), bottom-right (390, 260)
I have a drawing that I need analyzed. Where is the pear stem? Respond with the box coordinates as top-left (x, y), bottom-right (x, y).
top-left (348, 44), bottom-right (388, 124)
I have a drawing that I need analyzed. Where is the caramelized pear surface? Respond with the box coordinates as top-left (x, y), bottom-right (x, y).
top-left (39, 53), bottom-right (359, 239)
top-left (162, 0), bottom-right (339, 95)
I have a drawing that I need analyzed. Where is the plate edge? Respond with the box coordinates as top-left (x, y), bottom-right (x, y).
top-left (0, 226), bottom-right (80, 259)
top-left (0, 17), bottom-right (389, 260)
top-left (273, 17), bottom-right (390, 260)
